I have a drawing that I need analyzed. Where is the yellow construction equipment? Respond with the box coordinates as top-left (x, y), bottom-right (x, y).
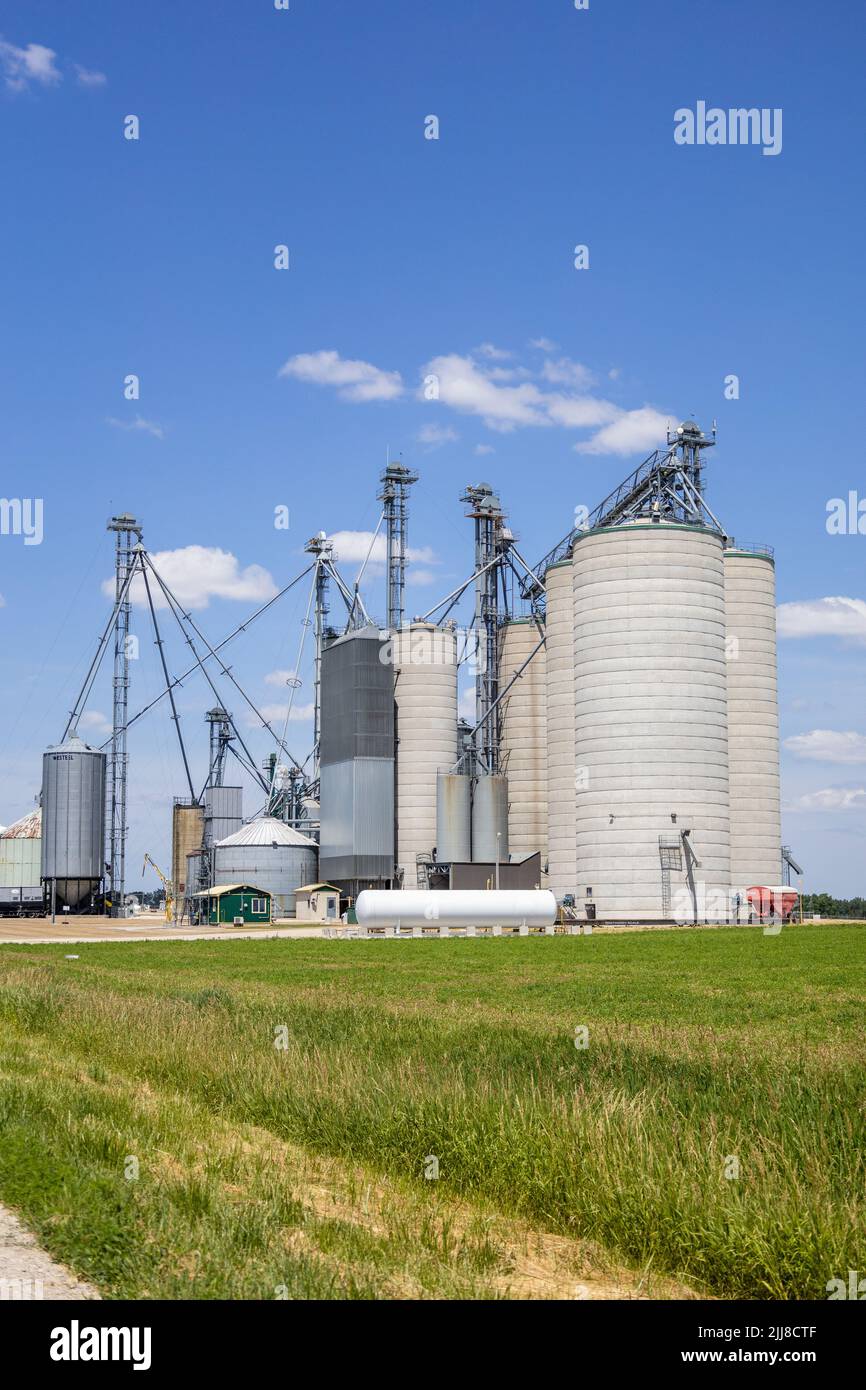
top-left (142, 854), bottom-right (173, 923)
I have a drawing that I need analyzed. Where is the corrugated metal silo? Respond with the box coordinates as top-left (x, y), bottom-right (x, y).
top-left (0, 809), bottom-right (42, 889)
top-left (204, 786), bottom-right (242, 846)
top-left (213, 816), bottom-right (318, 917)
top-left (319, 626), bottom-right (395, 888)
top-left (471, 775), bottom-right (509, 863)
top-left (393, 624), bottom-right (458, 885)
top-left (724, 547), bottom-right (783, 891)
top-left (572, 523), bottom-right (731, 922)
top-left (41, 734), bottom-right (107, 907)
top-left (499, 619), bottom-right (547, 863)
top-left (436, 773), bottom-right (471, 862)
top-left (544, 558), bottom-right (576, 900)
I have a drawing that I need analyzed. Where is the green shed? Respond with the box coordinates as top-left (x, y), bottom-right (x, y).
top-left (192, 882), bottom-right (272, 926)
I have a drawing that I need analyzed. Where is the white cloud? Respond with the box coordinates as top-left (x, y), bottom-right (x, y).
top-left (0, 593), bottom-right (5, 608)
top-left (327, 530), bottom-right (437, 572)
top-left (279, 349), bottom-right (403, 403)
top-left (574, 406), bottom-right (673, 457)
top-left (777, 597), bottom-right (866, 645)
top-left (458, 687), bottom-right (476, 721)
top-left (790, 787), bottom-right (866, 812)
top-left (784, 730), bottom-right (866, 765)
top-left (265, 669), bottom-right (301, 688)
top-left (474, 444), bottom-right (495, 456)
top-left (422, 352), bottom-right (669, 453)
top-left (529, 337), bottom-right (558, 352)
top-left (74, 64), bottom-right (107, 88)
top-left (475, 343), bottom-right (511, 360)
top-left (422, 353), bottom-right (551, 432)
top-left (103, 546), bottom-right (277, 611)
top-left (106, 414), bottom-right (165, 440)
top-left (77, 710), bottom-right (111, 736)
top-left (540, 357), bottom-right (595, 389)
top-left (253, 702), bottom-right (314, 726)
top-left (417, 422), bottom-right (458, 448)
top-left (406, 568), bottom-right (439, 587)
top-left (328, 529), bottom-right (387, 566)
top-left (0, 38), bottom-right (61, 91)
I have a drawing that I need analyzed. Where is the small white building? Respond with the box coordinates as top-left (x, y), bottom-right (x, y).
top-left (294, 883), bottom-right (341, 923)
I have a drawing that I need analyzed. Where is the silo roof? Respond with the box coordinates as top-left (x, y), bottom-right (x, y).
top-left (0, 808), bottom-right (42, 839)
top-left (215, 816), bottom-right (317, 849)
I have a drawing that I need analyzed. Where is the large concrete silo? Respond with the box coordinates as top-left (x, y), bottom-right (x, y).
top-left (393, 624), bottom-right (458, 885)
top-left (544, 558), bottom-right (576, 901)
top-left (572, 524), bottom-right (731, 922)
top-left (41, 734), bottom-right (107, 909)
top-left (724, 547), bottom-right (783, 892)
top-left (498, 619), bottom-right (547, 863)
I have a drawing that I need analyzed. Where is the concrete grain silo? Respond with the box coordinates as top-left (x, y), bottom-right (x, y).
top-left (572, 523), bottom-right (731, 922)
top-left (498, 619), bottom-right (547, 863)
top-left (724, 546), bottom-right (783, 893)
top-left (436, 772), bottom-right (472, 863)
top-left (544, 558), bottom-right (576, 901)
top-left (393, 624), bottom-right (458, 886)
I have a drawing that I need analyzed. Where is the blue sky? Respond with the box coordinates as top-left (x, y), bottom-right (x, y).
top-left (1, 0), bottom-right (864, 893)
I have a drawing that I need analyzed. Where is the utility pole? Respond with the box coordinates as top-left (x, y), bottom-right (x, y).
top-left (380, 462), bottom-right (419, 631)
top-left (106, 513), bottom-right (142, 918)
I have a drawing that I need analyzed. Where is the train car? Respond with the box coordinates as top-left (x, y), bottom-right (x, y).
top-left (0, 886), bottom-right (45, 918)
top-left (747, 885), bottom-right (799, 924)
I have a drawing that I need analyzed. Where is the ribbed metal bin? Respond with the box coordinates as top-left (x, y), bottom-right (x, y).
top-left (499, 619), bottom-right (547, 864)
top-left (724, 549), bottom-right (783, 891)
top-left (393, 624), bottom-right (458, 885)
top-left (572, 524), bottom-right (731, 922)
top-left (41, 735), bottom-right (106, 907)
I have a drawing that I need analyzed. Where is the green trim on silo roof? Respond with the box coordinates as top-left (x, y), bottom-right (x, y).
top-left (547, 556), bottom-right (574, 570)
top-left (573, 522), bottom-right (725, 543)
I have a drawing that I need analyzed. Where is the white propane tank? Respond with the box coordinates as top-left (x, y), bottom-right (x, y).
top-left (354, 889), bottom-right (557, 930)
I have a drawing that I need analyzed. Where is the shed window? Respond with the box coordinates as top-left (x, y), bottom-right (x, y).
top-left (251, 897), bottom-right (268, 915)
top-left (326, 896), bottom-right (337, 919)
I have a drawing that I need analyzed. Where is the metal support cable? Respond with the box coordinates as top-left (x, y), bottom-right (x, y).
top-left (98, 563), bottom-right (315, 749)
top-left (140, 562), bottom-right (196, 801)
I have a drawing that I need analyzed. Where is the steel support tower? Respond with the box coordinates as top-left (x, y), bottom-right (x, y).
top-left (304, 533), bottom-right (333, 779)
top-left (205, 707), bottom-right (233, 788)
top-left (379, 463), bottom-right (419, 631)
top-left (106, 513), bottom-right (142, 917)
top-left (461, 484), bottom-right (507, 775)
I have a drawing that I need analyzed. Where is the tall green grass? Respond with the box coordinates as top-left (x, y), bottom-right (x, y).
top-left (0, 925), bottom-right (862, 1299)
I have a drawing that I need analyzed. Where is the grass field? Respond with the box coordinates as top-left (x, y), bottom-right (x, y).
top-left (0, 923), bottom-right (862, 1300)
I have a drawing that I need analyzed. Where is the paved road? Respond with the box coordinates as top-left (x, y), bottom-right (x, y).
top-left (0, 1204), bottom-right (99, 1301)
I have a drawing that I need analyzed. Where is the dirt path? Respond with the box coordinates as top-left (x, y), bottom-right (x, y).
top-left (0, 1204), bottom-right (99, 1301)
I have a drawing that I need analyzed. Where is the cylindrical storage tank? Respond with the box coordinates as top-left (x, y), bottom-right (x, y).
top-left (171, 801), bottom-right (204, 921)
top-left (41, 735), bottom-right (107, 907)
top-left (499, 620), bottom-right (547, 863)
top-left (204, 786), bottom-right (243, 847)
top-left (436, 773), bottom-right (471, 862)
top-left (572, 524), bottom-right (731, 922)
top-left (393, 624), bottom-right (459, 886)
top-left (545, 558), bottom-right (577, 901)
top-left (356, 888), bottom-right (556, 929)
top-left (471, 775), bottom-right (509, 863)
top-left (724, 548), bottom-right (782, 892)
top-left (212, 815), bottom-right (317, 917)
top-left (0, 809), bottom-right (42, 888)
